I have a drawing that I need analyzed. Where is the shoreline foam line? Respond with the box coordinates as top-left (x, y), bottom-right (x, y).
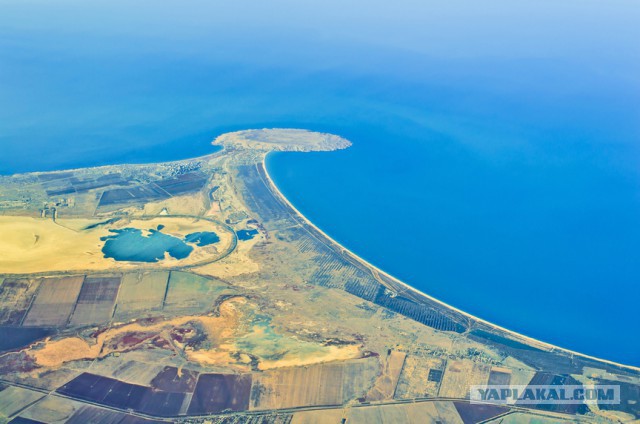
top-left (261, 151), bottom-right (640, 373)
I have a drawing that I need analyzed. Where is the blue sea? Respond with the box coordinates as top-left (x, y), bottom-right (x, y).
top-left (1, 0), bottom-right (639, 365)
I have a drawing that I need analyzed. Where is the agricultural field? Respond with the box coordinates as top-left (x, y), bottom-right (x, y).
top-left (68, 276), bottom-right (121, 327)
top-left (437, 360), bottom-right (492, 399)
top-left (163, 271), bottom-right (234, 313)
top-left (98, 172), bottom-right (208, 209)
top-left (15, 396), bottom-right (85, 423)
top-left (290, 401), bottom-right (493, 424)
top-left (114, 272), bottom-right (169, 320)
top-left (250, 358), bottom-right (379, 410)
top-left (188, 373), bottom-right (252, 414)
top-left (366, 350), bottom-right (407, 401)
top-left (395, 356), bottom-right (445, 399)
top-left (0, 386), bottom-right (44, 420)
top-left (23, 276), bottom-right (84, 327)
top-left (0, 278), bottom-right (41, 325)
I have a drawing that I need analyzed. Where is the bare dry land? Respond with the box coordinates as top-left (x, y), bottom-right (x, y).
top-left (0, 216), bottom-right (233, 274)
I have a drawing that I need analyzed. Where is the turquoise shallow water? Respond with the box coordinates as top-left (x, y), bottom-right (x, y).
top-left (184, 232), bottom-right (220, 247)
top-left (101, 228), bottom-right (193, 262)
top-left (1, 1), bottom-right (639, 364)
top-left (101, 228), bottom-right (219, 262)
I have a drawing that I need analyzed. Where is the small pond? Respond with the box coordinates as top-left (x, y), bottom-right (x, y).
top-left (236, 229), bottom-right (259, 241)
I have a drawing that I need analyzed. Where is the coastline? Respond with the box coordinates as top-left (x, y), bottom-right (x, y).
top-left (262, 151), bottom-right (640, 373)
top-left (2, 130), bottom-right (636, 372)
top-left (0, 145), bottom-right (224, 178)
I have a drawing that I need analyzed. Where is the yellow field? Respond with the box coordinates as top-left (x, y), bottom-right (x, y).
top-left (0, 216), bottom-right (233, 274)
top-left (114, 271), bottom-right (169, 319)
top-left (365, 350), bottom-right (406, 401)
top-left (291, 401), bottom-right (465, 424)
top-left (251, 358), bottom-right (379, 410)
top-left (0, 386), bottom-right (45, 419)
